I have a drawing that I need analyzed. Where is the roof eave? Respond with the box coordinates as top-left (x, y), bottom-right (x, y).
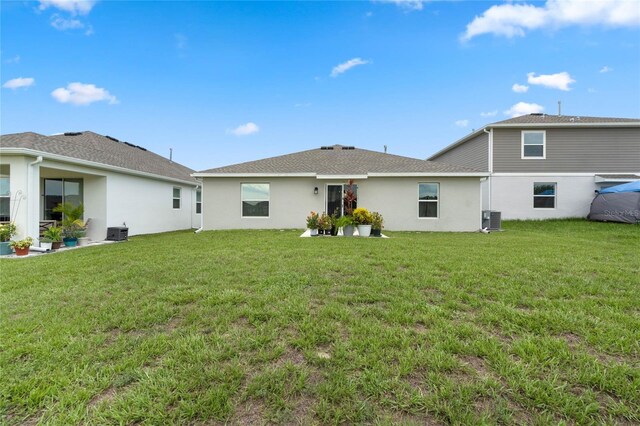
top-left (1, 148), bottom-right (198, 186)
top-left (193, 172), bottom-right (488, 178)
top-left (427, 127), bottom-right (487, 160)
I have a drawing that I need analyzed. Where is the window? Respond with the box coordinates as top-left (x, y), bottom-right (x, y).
top-left (173, 187), bottom-right (181, 209)
top-left (41, 178), bottom-right (83, 221)
top-left (522, 131), bottom-right (545, 159)
top-left (241, 183), bottom-right (269, 217)
top-left (533, 182), bottom-right (556, 208)
top-left (196, 189), bottom-right (202, 214)
top-left (0, 165), bottom-right (9, 221)
top-left (418, 183), bottom-right (439, 218)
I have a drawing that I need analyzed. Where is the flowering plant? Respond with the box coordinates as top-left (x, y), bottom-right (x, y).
top-left (9, 236), bottom-right (33, 250)
top-left (318, 212), bottom-right (332, 231)
top-left (306, 211), bottom-right (319, 229)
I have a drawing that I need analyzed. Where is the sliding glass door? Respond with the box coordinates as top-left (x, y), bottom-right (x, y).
top-left (325, 183), bottom-right (357, 217)
top-left (42, 178), bottom-right (83, 221)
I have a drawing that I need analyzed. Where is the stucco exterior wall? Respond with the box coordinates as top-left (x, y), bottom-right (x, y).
top-left (490, 175), bottom-right (599, 220)
top-left (1, 154), bottom-right (198, 241)
top-left (202, 176), bottom-right (482, 232)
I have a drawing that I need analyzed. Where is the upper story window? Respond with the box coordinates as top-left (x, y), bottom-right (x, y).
top-left (241, 183), bottom-right (269, 217)
top-left (521, 130), bottom-right (546, 159)
top-left (173, 187), bottom-right (181, 209)
top-left (196, 189), bottom-right (202, 214)
top-left (418, 183), bottom-right (439, 218)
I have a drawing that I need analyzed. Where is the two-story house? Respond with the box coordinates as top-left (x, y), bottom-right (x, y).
top-left (428, 114), bottom-right (640, 220)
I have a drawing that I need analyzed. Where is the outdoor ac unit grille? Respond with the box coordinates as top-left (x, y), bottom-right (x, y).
top-left (106, 227), bottom-right (129, 241)
top-left (482, 211), bottom-right (502, 231)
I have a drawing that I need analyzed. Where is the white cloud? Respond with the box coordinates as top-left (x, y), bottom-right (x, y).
top-left (462, 0), bottom-right (640, 41)
top-left (455, 119), bottom-right (469, 128)
top-left (50, 14), bottom-right (84, 30)
top-left (4, 55), bottom-right (21, 64)
top-left (376, 0), bottom-right (426, 11)
top-left (3, 77), bottom-right (35, 89)
top-left (480, 110), bottom-right (498, 117)
top-left (599, 65), bottom-right (613, 73)
top-left (527, 72), bottom-right (575, 91)
top-left (512, 83), bottom-right (529, 93)
top-left (227, 122), bottom-right (260, 137)
top-left (504, 102), bottom-right (545, 118)
top-left (51, 82), bottom-right (117, 105)
top-left (38, 0), bottom-right (97, 15)
top-left (330, 58), bottom-right (371, 77)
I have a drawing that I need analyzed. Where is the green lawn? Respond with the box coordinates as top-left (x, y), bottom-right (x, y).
top-left (1, 220), bottom-right (639, 425)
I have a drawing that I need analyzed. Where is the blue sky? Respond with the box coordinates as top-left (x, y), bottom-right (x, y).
top-left (2, 0), bottom-right (639, 171)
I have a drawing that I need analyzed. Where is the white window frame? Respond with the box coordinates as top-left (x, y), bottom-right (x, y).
top-left (418, 182), bottom-right (439, 219)
top-left (533, 182), bottom-right (556, 209)
top-left (521, 130), bottom-right (546, 160)
top-left (195, 188), bottom-right (202, 214)
top-left (241, 182), bottom-right (270, 218)
top-left (173, 187), bottom-right (181, 210)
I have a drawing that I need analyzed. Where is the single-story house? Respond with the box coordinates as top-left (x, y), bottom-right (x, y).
top-left (0, 131), bottom-right (200, 241)
top-left (193, 145), bottom-right (488, 232)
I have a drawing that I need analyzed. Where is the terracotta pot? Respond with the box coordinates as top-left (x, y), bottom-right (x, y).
top-left (14, 247), bottom-right (30, 256)
top-left (51, 241), bottom-right (62, 250)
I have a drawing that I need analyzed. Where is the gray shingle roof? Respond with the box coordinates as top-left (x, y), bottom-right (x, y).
top-left (492, 114), bottom-right (640, 125)
top-left (0, 131), bottom-right (196, 183)
top-left (199, 145), bottom-right (482, 175)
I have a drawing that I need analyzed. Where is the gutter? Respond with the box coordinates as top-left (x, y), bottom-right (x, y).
top-left (1, 148), bottom-right (198, 187)
top-left (193, 172), bottom-right (488, 178)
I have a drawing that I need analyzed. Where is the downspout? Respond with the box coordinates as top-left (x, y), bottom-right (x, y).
top-left (194, 178), bottom-right (204, 233)
top-left (483, 128), bottom-right (493, 211)
top-left (28, 156), bottom-right (44, 239)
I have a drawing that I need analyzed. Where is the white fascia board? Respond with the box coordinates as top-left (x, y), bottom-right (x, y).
top-left (315, 174), bottom-right (368, 180)
top-left (490, 122), bottom-right (640, 129)
top-left (368, 172), bottom-right (488, 177)
top-left (1, 148), bottom-right (198, 186)
top-left (192, 172), bottom-right (317, 178)
top-left (492, 172), bottom-right (640, 177)
top-left (594, 175), bottom-right (640, 183)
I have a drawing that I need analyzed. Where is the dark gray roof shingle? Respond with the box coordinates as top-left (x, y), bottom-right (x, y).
top-left (492, 114), bottom-right (640, 125)
top-left (0, 131), bottom-right (195, 183)
top-left (199, 145), bottom-right (481, 175)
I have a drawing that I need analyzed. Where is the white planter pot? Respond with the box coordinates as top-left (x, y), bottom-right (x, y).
top-left (40, 242), bottom-right (53, 251)
top-left (77, 237), bottom-right (90, 247)
top-left (309, 228), bottom-right (318, 236)
top-left (357, 224), bottom-right (372, 237)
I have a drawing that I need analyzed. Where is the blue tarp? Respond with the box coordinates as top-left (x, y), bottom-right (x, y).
top-left (599, 180), bottom-right (640, 194)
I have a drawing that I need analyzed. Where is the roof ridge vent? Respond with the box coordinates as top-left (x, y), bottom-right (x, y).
top-left (530, 113), bottom-right (544, 116)
top-left (320, 146), bottom-right (334, 150)
top-left (105, 135), bottom-right (120, 142)
top-left (64, 132), bottom-right (83, 136)
top-left (341, 146), bottom-right (355, 150)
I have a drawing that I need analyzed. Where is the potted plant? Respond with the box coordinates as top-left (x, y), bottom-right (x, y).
top-left (0, 222), bottom-right (17, 255)
top-left (342, 180), bottom-right (358, 236)
top-left (371, 212), bottom-right (384, 237)
top-left (53, 202), bottom-right (85, 247)
top-left (42, 226), bottom-right (63, 250)
top-left (306, 211), bottom-right (319, 236)
top-left (329, 210), bottom-right (339, 236)
top-left (9, 237), bottom-right (33, 256)
top-left (319, 212), bottom-right (332, 236)
top-left (335, 215), bottom-right (355, 237)
top-left (353, 207), bottom-right (373, 237)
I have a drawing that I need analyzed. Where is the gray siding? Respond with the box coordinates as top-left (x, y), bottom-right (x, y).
top-left (493, 127), bottom-right (640, 172)
top-left (431, 132), bottom-right (489, 171)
